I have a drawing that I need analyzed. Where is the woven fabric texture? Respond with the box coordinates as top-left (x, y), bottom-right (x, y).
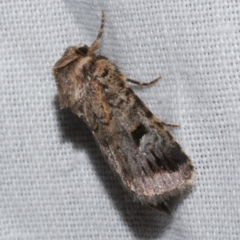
top-left (1, 0), bottom-right (239, 239)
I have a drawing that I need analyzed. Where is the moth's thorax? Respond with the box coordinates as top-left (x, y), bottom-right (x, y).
top-left (53, 44), bottom-right (126, 110)
top-left (52, 44), bottom-right (93, 109)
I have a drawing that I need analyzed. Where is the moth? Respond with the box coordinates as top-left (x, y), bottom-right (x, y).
top-left (52, 12), bottom-right (194, 214)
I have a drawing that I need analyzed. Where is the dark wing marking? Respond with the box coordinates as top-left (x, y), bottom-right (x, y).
top-left (82, 73), bottom-right (194, 213)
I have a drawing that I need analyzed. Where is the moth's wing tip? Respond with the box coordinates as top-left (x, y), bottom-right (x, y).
top-left (147, 185), bottom-right (192, 214)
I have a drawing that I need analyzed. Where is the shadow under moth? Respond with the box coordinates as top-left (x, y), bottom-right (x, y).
top-left (52, 12), bottom-right (194, 214)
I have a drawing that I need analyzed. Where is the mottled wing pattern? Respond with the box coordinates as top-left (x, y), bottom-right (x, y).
top-left (79, 58), bottom-right (194, 208)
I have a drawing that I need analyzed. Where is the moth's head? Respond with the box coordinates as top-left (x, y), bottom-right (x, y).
top-left (52, 43), bottom-right (91, 109)
top-left (53, 43), bottom-right (90, 70)
top-left (63, 44), bottom-right (89, 58)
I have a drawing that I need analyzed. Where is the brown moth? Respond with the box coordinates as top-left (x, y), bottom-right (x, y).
top-left (52, 12), bottom-right (194, 214)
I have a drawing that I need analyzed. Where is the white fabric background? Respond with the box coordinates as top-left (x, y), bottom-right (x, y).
top-left (1, 0), bottom-right (239, 239)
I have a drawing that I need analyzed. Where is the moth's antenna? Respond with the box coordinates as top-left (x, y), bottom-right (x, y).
top-left (88, 11), bottom-right (105, 56)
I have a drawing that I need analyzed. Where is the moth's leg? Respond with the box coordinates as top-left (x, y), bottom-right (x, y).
top-left (127, 76), bottom-right (179, 128)
top-left (162, 121), bottom-right (180, 128)
top-left (88, 11), bottom-right (105, 55)
top-left (127, 76), bottom-right (161, 86)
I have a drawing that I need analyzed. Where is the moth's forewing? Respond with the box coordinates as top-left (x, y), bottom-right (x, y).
top-left (83, 80), bottom-right (194, 207)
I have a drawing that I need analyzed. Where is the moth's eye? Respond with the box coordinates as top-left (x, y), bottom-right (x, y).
top-left (76, 45), bottom-right (89, 55)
